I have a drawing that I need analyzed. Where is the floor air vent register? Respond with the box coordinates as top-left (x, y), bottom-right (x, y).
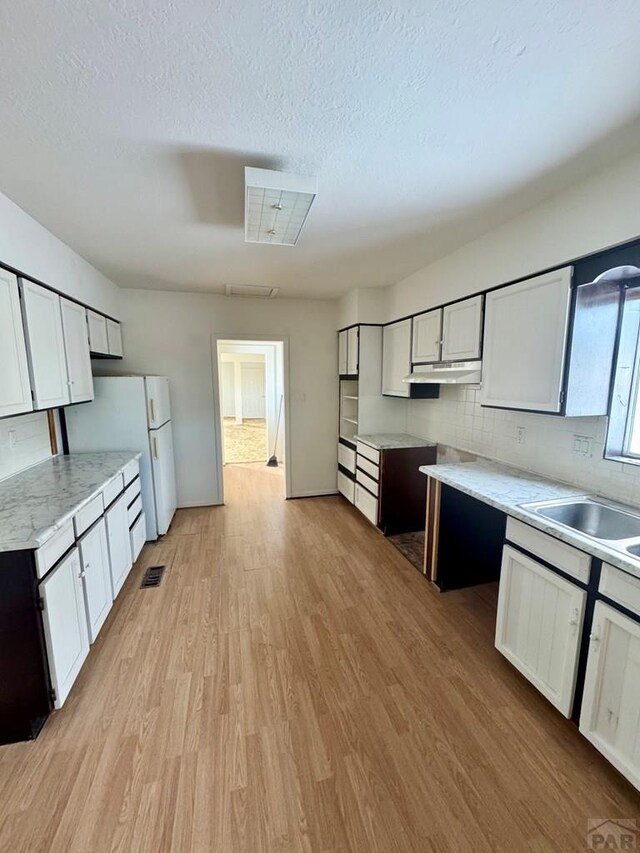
top-left (140, 565), bottom-right (166, 588)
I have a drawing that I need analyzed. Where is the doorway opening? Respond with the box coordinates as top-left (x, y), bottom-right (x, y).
top-left (214, 338), bottom-right (288, 502)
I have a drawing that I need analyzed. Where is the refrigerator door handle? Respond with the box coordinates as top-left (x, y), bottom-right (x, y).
top-left (148, 398), bottom-right (155, 424)
top-left (152, 436), bottom-right (158, 459)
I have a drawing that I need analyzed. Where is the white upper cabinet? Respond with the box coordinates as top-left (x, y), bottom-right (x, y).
top-left (412, 309), bottom-right (442, 364)
top-left (87, 309), bottom-right (109, 355)
top-left (338, 330), bottom-right (348, 375)
top-left (382, 319), bottom-right (412, 397)
top-left (347, 326), bottom-right (359, 375)
top-left (481, 267), bottom-right (572, 412)
top-left (0, 269), bottom-right (33, 418)
top-left (60, 298), bottom-right (94, 404)
top-left (20, 280), bottom-right (71, 409)
top-left (338, 327), bottom-right (359, 376)
top-left (106, 319), bottom-right (123, 357)
top-left (580, 602), bottom-right (640, 791)
top-left (496, 545), bottom-right (586, 717)
top-left (39, 546), bottom-right (90, 709)
top-left (441, 295), bottom-right (483, 362)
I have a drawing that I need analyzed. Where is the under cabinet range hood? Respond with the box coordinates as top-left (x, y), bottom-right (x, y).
top-left (403, 361), bottom-right (482, 385)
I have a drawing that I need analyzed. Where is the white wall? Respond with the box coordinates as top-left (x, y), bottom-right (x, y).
top-left (339, 148), bottom-right (640, 506)
top-left (0, 412), bottom-right (51, 482)
top-left (118, 290), bottom-right (338, 505)
top-left (387, 148), bottom-right (640, 321)
top-left (0, 191), bottom-right (121, 317)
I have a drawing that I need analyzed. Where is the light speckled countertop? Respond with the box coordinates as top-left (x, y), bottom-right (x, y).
top-left (355, 433), bottom-right (437, 450)
top-left (0, 452), bottom-right (141, 552)
top-left (419, 459), bottom-right (640, 580)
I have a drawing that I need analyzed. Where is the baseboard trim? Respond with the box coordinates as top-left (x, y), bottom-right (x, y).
top-left (177, 500), bottom-right (222, 508)
top-left (288, 489), bottom-right (339, 499)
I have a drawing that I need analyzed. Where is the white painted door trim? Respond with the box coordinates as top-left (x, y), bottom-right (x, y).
top-left (211, 334), bottom-right (292, 503)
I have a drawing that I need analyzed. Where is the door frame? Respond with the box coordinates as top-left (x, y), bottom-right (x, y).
top-left (211, 334), bottom-right (292, 502)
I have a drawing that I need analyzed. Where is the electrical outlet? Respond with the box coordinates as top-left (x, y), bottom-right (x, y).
top-left (516, 426), bottom-right (526, 445)
top-left (572, 434), bottom-right (593, 457)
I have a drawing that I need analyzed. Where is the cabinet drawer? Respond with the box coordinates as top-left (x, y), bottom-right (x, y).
top-left (338, 443), bottom-right (356, 474)
top-left (124, 477), bottom-right (141, 506)
top-left (130, 512), bottom-right (146, 561)
top-left (356, 455), bottom-right (379, 481)
top-left (355, 483), bottom-right (378, 526)
top-left (102, 473), bottom-right (124, 509)
top-left (356, 441), bottom-right (380, 465)
top-left (600, 564), bottom-right (640, 619)
top-left (35, 519), bottom-right (75, 579)
top-left (337, 471), bottom-right (355, 504)
top-left (122, 459), bottom-right (139, 486)
top-left (127, 495), bottom-right (143, 526)
top-left (356, 468), bottom-right (379, 497)
top-left (506, 517), bottom-right (591, 583)
top-left (74, 494), bottom-right (104, 538)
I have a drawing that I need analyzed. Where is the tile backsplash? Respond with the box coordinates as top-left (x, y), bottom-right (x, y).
top-left (408, 386), bottom-right (640, 507)
top-left (0, 412), bottom-right (52, 482)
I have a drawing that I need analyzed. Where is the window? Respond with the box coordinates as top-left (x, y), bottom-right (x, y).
top-left (605, 279), bottom-right (640, 462)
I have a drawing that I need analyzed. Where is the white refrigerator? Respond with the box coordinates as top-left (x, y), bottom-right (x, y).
top-left (65, 376), bottom-right (177, 540)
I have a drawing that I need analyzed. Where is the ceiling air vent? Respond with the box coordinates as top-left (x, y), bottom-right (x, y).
top-left (224, 284), bottom-right (279, 298)
top-left (244, 167), bottom-right (317, 246)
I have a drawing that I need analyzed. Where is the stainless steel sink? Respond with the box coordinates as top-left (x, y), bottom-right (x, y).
top-left (532, 499), bottom-right (640, 541)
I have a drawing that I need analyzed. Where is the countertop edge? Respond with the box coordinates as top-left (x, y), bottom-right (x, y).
top-left (2, 452), bottom-right (143, 552)
top-left (419, 463), bottom-right (640, 581)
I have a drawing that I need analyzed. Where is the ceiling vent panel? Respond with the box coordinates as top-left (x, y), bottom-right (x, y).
top-left (244, 167), bottom-right (317, 246)
top-left (224, 284), bottom-right (279, 298)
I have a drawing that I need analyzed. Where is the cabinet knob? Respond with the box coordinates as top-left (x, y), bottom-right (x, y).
top-left (79, 571), bottom-right (86, 579)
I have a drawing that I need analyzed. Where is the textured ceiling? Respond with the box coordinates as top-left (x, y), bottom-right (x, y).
top-left (0, 1), bottom-right (639, 298)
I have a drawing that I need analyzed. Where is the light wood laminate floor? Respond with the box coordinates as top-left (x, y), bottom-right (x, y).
top-left (0, 464), bottom-right (637, 852)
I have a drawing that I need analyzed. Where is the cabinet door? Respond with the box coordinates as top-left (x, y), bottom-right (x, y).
top-left (580, 602), bottom-right (640, 791)
top-left (481, 267), bottom-right (572, 412)
top-left (442, 295), bottom-right (483, 361)
top-left (78, 518), bottom-right (113, 643)
top-left (0, 269), bottom-right (32, 417)
top-left (105, 492), bottom-right (132, 598)
top-left (382, 319), bottom-right (411, 397)
top-left (412, 309), bottom-right (442, 363)
top-left (60, 298), bottom-right (94, 403)
top-left (106, 320), bottom-right (123, 357)
top-left (87, 310), bottom-right (109, 354)
top-left (347, 326), bottom-right (359, 375)
top-left (39, 547), bottom-right (89, 708)
top-left (495, 545), bottom-right (586, 716)
top-left (338, 330), bottom-right (348, 375)
top-left (20, 280), bottom-right (70, 409)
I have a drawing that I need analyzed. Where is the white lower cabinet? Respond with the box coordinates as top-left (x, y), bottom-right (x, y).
top-left (130, 512), bottom-right (146, 562)
top-left (39, 547), bottom-right (90, 708)
top-left (495, 545), bottom-right (586, 716)
top-left (354, 482), bottom-right (378, 526)
top-left (78, 518), bottom-right (113, 643)
top-left (105, 492), bottom-right (133, 598)
top-left (580, 601), bottom-right (640, 791)
top-left (337, 471), bottom-right (355, 503)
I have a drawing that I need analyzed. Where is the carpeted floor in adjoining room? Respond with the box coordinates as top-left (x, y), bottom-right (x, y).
top-left (223, 417), bottom-right (268, 463)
